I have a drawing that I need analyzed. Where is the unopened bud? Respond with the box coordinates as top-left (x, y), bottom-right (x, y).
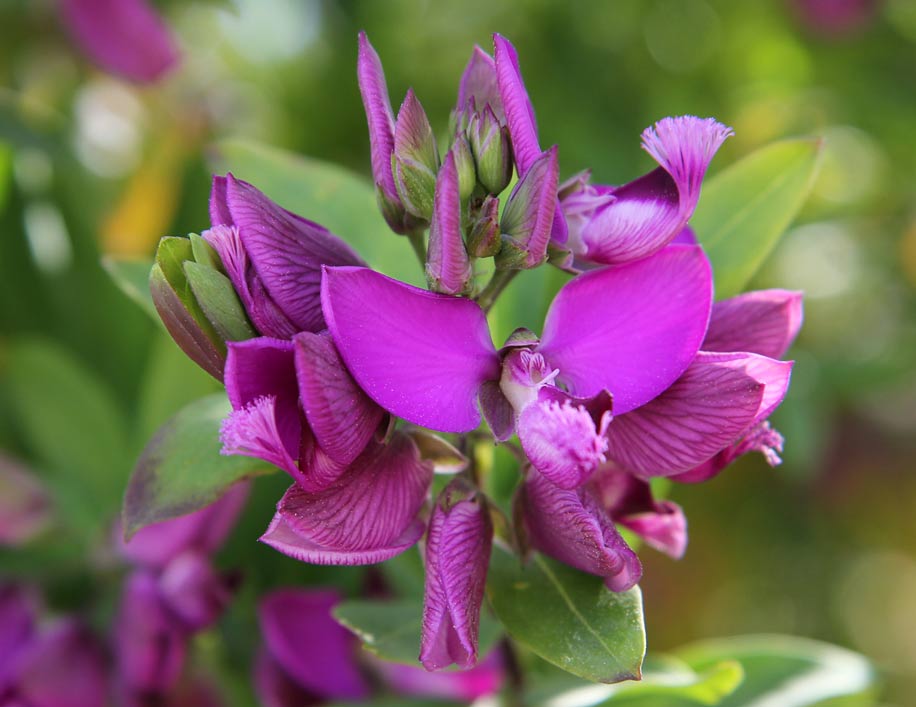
top-left (469, 105), bottom-right (512, 195)
top-left (393, 89), bottom-right (439, 220)
top-left (466, 195), bottom-right (501, 258)
top-left (451, 134), bottom-right (477, 203)
top-left (426, 151), bottom-right (472, 296)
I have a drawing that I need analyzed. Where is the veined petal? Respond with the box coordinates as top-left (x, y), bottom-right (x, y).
top-left (421, 486), bottom-right (493, 671)
top-left (581, 117), bottom-right (732, 264)
top-left (493, 34), bottom-right (540, 176)
top-left (294, 332), bottom-right (383, 468)
top-left (607, 352), bottom-right (793, 478)
top-left (262, 434), bottom-right (432, 564)
top-left (59, 0), bottom-right (179, 84)
top-left (538, 245), bottom-right (712, 414)
top-left (121, 482), bottom-right (249, 569)
top-left (116, 572), bottom-right (187, 694)
top-left (672, 420), bottom-right (786, 484)
top-left (258, 589), bottom-right (370, 701)
top-left (458, 47), bottom-right (502, 119)
top-left (518, 399), bottom-right (610, 489)
top-left (591, 467), bottom-right (687, 559)
top-left (518, 468), bottom-right (641, 592)
top-left (427, 151), bottom-right (472, 295)
top-left (13, 619), bottom-right (107, 707)
top-left (704, 289), bottom-right (804, 359)
top-left (322, 267), bottom-right (499, 432)
top-left (215, 175), bottom-right (365, 335)
top-left (357, 31), bottom-right (399, 203)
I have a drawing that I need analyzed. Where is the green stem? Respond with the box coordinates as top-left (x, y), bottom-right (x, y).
top-left (407, 229), bottom-right (427, 268)
top-left (475, 268), bottom-right (519, 313)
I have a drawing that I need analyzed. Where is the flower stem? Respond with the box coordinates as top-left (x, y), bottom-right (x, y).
top-left (407, 229), bottom-right (427, 268)
top-left (476, 269), bottom-right (518, 313)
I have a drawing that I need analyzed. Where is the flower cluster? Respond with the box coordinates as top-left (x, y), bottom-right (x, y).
top-left (152, 32), bottom-right (801, 672)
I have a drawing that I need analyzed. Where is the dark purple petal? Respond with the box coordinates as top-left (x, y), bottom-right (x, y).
top-left (258, 589), bottom-right (369, 701)
top-left (121, 482), bottom-right (249, 569)
top-left (518, 399), bottom-right (610, 489)
top-left (158, 551), bottom-right (236, 631)
top-left (457, 46), bottom-right (502, 119)
top-left (294, 332), bottom-right (383, 469)
top-left (538, 245), bottom-right (712, 414)
top-left (211, 175), bottom-right (366, 337)
top-left (59, 0), bottom-right (179, 84)
top-left (580, 117), bottom-right (733, 264)
top-left (116, 571), bottom-right (188, 694)
top-left (0, 585), bottom-right (36, 685)
top-left (591, 467), bottom-right (687, 559)
top-left (603, 353), bottom-right (766, 478)
top-left (357, 32), bottom-right (399, 204)
top-left (478, 381), bottom-right (516, 442)
top-left (261, 434), bottom-right (432, 565)
top-left (672, 420), bottom-right (786, 484)
top-left (518, 468), bottom-right (641, 592)
top-left (13, 619), bottom-right (107, 707)
top-left (704, 289), bottom-right (804, 359)
top-left (421, 486), bottom-right (493, 671)
top-left (322, 267), bottom-right (499, 432)
top-left (427, 151), bottom-right (472, 295)
top-left (0, 454), bottom-right (51, 546)
top-left (380, 650), bottom-right (503, 700)
top-left (254, 648), bottom-right (323, 707)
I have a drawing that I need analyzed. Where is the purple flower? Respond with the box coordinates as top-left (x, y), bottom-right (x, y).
top-left (426, 149), bottom-right (472, 295)
top-left (420, 481), bottom-right (493, 670)
top-left (205, 174), bottom-right (365, 339)
top-left (59, 0), bottom-right (180, 84)
top-left (254, 589), bottom-right (370, 706)
top-left (0, 453), bottom-right (51, 547)
top-left (378, 650), bottom-right (504, 700)
top-left (0, 585), bottom-right (107, 707)
top-left (562, 116), bottom-right (733, 266)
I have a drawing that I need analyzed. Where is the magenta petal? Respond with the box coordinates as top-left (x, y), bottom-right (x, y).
top-left (519, 468), bottom-right (642, 592)
top-left (701, 352), bottom-right (795, 421)
top-left (294, 332), bottom-right (383, 468)
top-left (116, 571), bottom-right (188, 694)
top-left (0, 585), bottom-right (36, 683)
top-left (493, 34), bottom-right (540, 176)
top-left (379, 651), bottom-right (503, 701)
top-left (427, 150), bottom-right (472, 295)
top-left (60, 0), bottom-right (179, 84)
top-left (420, 488), bottom-right (493, 671)
top-left (592, 467), bottom-right (687, 559)
top-left (217, 174), bottom-right (366, 335)
top-left (581, 117), bottom-right (733, 264)
top-left (158, 551), bottom-right (235, 631)
top-left (357, 32), bottom-right (399, 204)
top-left (322, 267), bottom-right (499, 432)
top-left (538, 245), bottom-right (712, 414)
top-left (258, 589), bottom-right (369, 701)
top-left (704, 289), bottom-right (804, 359)
top-left (121, 483), bottom-right (249, 569)
top-left (261, 434), bottom-right (431, 565)
top-left (518, 399), bottom-right (610, 489)
top-left (13, 619), bottom-right (107, 707)
top-left (457, 46), bottom-right (502, 119)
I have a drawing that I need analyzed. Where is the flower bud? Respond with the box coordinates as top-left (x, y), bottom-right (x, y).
top-left (451, 134), bottom-right (477, 203)
top-left (393, 89), bottom-right (439, 221)
top-left (495, 146), bottom-right (559, 270)
top-left (469, 105), bottom-right (512, 195)
top-left (466, 195), bottom-right (501, 258)
top-left (426, 151), bottom-right (472, 296)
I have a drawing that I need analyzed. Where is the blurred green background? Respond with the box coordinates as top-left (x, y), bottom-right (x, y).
top-left (1, 0), bottom-right (915, 704)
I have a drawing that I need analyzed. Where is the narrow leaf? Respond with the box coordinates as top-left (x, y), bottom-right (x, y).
top-left (123, 393), bottom-right (274, 537)
top-left (691, 139), bottom-right (823, 299)
top-left (486, 548), bottom-right (646, 684)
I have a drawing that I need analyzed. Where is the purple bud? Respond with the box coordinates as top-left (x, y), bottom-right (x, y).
top-left (426, 151), bottom-right (472, 296)
top-left (420, 481), bottom-right (493, 671)
top-left (467, 195), bottom-right (501, 258)
top-left (496, 147), bottom-right (559, 270)
top-left (469, 105), bottom-right (512, 195)
top-left (457, 46), bottom-right (503, 121)
top-left (393, 89), bottom-right (440, 221)
top-left (357, 31), bottom-right (398, 206)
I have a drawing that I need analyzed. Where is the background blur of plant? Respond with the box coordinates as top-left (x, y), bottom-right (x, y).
top-left (1, 0), bottom-right (914, 703)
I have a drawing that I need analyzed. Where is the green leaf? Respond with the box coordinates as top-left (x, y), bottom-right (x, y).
top-left (333, 598), bottom-right (502, 667)
top-left (486, 548), bottom-right (646, 684)
top-left (101, 256), bottom-right (158, 320)
top-left (123, 393), bottom-right (274, 537)
top-left (676, 635), bottom-right (877, 706)
top-left (5, 338), bottom-right (131, 535)
top-left (212, 139), bottom-right (423, 286)
top-left (691, 138), bottom-right (823, 299)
